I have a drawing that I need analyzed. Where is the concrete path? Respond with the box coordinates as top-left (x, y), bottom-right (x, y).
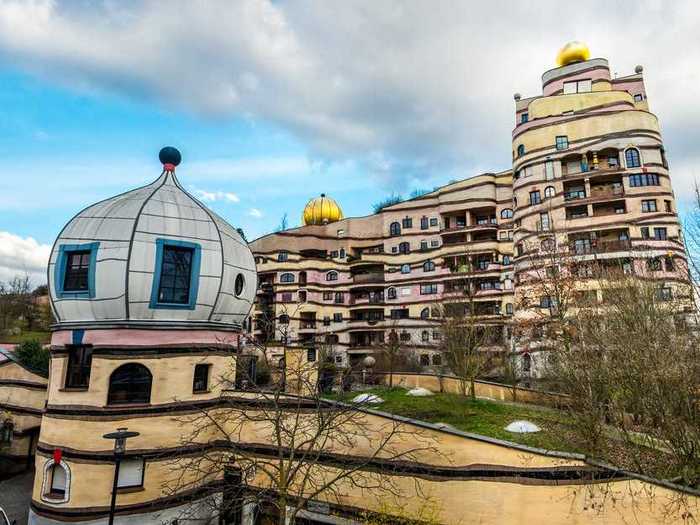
top-left (0, 469), bottom-right (34, 525)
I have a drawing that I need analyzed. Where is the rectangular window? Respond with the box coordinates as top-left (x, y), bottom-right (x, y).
top-left (334, 292), bottom-right (344, 304)
top-left (402, 217), bottom-right (413, 228)
top-left (323, 316), bottom-right (331, 326)
top-left (654, 227), bottom-right (667, 240)
top-left (117, 458), bottom-right (145, 489)
top-left (520, 112), bottom-right (529, 123)
top-left (664, 200), bottom-right (672, 213)
top-left (420, 283), bottom-right (438, 295)
top-left (555, 136), bottom-right (569, 150)
top-left (544, 160), bottom-right (555, 180)
top-left (642, 199), bottom-right (657, 213)
top-left (641, 226), bottom-right (650, 239)
top-left (629, 173), bottom-right (660, 187)
top-left (65, 345), bottom-right (93, 389)
top-left (322, 291), bottom-right (333, 301)
top-left (529, 191), bottom-right (541, 205)
top-left (430, 240), bottom-right (439, 247)
top-left (390, 309), bottom-right (409, 320)
top-left (330, 250), bottom-right (339, 258)
top-left (193, 364), bottom-right (211, 393)
top-left (634, 93), bottom-right (644, 102)
top-left (657, 287), bottom-right (672, 301)
top-left (420, 217), bottom-right (429, 230)
top-left (333, 313), bottom-right (343, 322)
top-left (432, 331), bottom-right (441, 340)
top-left (63, 251), bottom-right (91, 292)
top-left (157, 245), bottom-right (194, 305)
top-left (563, 79), bottom-right (591, 94)
top-left (281, 292), bottom-right (293, 302)
top-left (277, 251), bottom-right (288, 262)
top-left (539, 212), bottom-right (550, 231)
top-left (563, 81), bottom-right (577, 94)
top-left (420, 241), bottom-right (428, 251)
top-left (429, 217), bottom-right (438, 227)
top-left (506, 303), bottom-right (513, 315)
top-left (307, 348), bottom-right (317, 362)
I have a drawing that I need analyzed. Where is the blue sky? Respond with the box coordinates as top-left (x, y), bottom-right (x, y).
top-left (1, 0), bottom-right (699, 285)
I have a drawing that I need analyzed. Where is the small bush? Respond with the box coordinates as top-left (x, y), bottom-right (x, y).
top-left (14, 339), bottom-right (49, 376)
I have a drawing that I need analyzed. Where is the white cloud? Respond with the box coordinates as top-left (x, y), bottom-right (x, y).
top-left (190, 187), bottom-right (240, 203)
top-left (0, 1), bottom-right (698, 193)
top-left (0, 231), bottom-right (51, 286)
top-left (249, 208), bottom-right (263, 218)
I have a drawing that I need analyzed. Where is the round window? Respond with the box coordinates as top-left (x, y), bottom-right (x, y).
top-left (234, 274), bottom-right (245, 297)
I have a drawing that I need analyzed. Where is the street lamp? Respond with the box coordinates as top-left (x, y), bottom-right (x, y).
top-left (103, 427), bottom-right (140, 525)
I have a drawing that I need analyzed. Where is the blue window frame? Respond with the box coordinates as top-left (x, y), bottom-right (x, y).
top-left (54, 242), bottom-right (100, 299)
top-left (149, 239), bottom-right (201, 310)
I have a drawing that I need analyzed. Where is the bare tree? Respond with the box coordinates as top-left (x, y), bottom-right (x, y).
top-left (434, 288), bottom-right (491, 399)
top-left (165, 353), bottom-right (439, 525)
top-left (0, 275), bottom-right (33, 332)
top-left (374, 324), bottom-right (410, 388)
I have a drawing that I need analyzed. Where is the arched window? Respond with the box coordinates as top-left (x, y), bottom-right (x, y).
top-left (107, 364), bottom-right (152, 405)
top-left (401, 264), bottom-right (411, 274)
top-left (278, 314), bottom-right (290, 324)
top-left (500, 208), bottom-right (513, 219)
top-left (625, 148), bottom-right (641, 168)
top-left (387, 287), bottom-right (397, 300)
top-left (421, 330), bottom-right (429, 342)
top-left (423, 260), bottom-right (435, 272)
top-left (389, 222), bottom-right (401, 236)
top-left (420, 307), bottom-right (429, 320)
top-left (398, 242), bottom-right (410, 254)
top-left (42, 459), bottom-right (71, 503)
top-left (326, 271), bottom-right (338, 281)
top-left (517, 144), bottom-right (525, 157)
top-left (280, 273), bottom-right (294, 283)
top-left (522, 353), bottom-right (531, 373)
top-left (544, 186), bottom-right (555, 199)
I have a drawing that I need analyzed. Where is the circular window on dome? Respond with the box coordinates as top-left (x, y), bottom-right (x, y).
top-left (234, 274), bottom-right (245, 297)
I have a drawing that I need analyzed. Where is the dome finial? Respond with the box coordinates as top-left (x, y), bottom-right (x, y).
top-left (556, 41), bottom-right (590, 67)
top-left (159, 146), bottom-right (182, 172)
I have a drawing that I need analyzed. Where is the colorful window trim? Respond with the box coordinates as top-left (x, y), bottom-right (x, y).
top-left (149, 238), bottom-right (201, 310)
top-left (54, 242), bottom-right (100, 299)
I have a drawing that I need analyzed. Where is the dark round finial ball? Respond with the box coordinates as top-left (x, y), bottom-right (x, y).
top-left (159, 146), bottom-right (182, 166)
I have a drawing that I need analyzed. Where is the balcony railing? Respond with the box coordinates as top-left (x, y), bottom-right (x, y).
top-left (299, 321), bottom-right (317, 329)
top-left (590, 187), bottom-right (624, 200)
top-left (569, 239), bottom-right (632, 255)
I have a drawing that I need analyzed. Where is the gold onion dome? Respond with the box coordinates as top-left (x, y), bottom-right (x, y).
top-left (303, 193), bottom-right (343, 226)
top-left (556, 41), bottom-right (591, 67)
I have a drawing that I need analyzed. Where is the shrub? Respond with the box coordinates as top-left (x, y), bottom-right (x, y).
top-left (14, 339), bottom-right (49, 376)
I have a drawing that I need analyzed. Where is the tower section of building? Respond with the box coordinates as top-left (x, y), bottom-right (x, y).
top-left (511, 44), bottom-right (687, 371)
top-left (31, 148), bottom-right (256, 524)
top-left (250, 174), bottom-right (516, 369)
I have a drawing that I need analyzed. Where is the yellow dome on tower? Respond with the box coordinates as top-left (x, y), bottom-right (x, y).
top-left (302, 193), bottom-right (343, 226)
top-left (556, 41), bottom-right (591, 67)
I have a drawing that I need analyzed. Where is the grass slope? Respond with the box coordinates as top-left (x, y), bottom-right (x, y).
top-left (331, 387), bottom-right (579, 454)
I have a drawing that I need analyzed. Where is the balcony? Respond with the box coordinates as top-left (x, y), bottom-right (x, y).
top-left (352, 273), bottom-right (384, 284)
top-left (589, 185), bottom-right (624, 202)
top-left (299, 321), bottom-right (317, 330)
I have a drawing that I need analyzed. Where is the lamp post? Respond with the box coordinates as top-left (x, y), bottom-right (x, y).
top-left (103, 428), bottom-right (140, 525)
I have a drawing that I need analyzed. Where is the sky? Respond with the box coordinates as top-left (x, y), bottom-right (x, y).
top-left (0, 0), bottom-right (699, 286)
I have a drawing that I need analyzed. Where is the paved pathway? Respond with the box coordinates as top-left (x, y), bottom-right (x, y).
top-left (0, 469), bottom-right (34, 525)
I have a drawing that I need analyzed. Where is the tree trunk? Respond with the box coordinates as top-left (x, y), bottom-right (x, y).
top-left (470, 378), bottom-right (476, 400)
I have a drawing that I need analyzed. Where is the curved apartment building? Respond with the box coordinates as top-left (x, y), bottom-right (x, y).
top-left (250, 43), bottom-right (688, 375)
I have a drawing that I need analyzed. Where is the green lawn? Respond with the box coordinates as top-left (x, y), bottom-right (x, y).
top-left (0, 330), bottom-right (51, 344)
top-left (330, 387), bottom-right (580, 454)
